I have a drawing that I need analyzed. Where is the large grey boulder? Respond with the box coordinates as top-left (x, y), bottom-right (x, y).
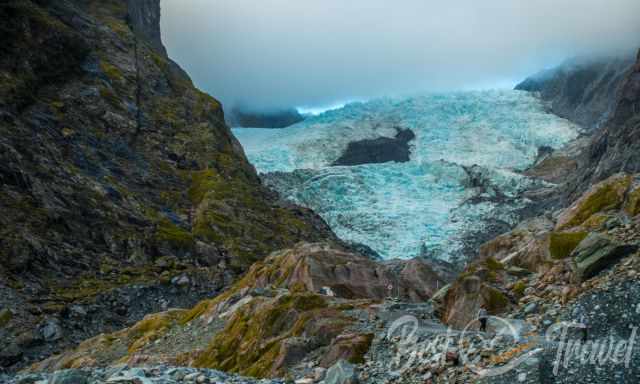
top-left (572, 233), bottom-right (638, 281)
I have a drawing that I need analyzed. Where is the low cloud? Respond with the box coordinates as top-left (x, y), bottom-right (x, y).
top-left (161, 0), bottom-right (640, 111)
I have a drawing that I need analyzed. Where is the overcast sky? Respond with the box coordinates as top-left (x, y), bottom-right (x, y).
top-left (160, 0), bottom-right (640, 112)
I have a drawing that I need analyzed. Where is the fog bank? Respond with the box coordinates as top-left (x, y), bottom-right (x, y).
top-left (160, 0), bottom-right (640, 111)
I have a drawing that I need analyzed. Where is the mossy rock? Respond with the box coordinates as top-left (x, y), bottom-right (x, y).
top-left (484, 256), bottom-right (505, 271)
top-left (549, 232), bottom-right (588, 259)
top-left (127, 310), bottom-right (185, 354)
top-left (0, 308), bottom-right (12, 327)
top-left (511, 281), bottom-right (526, 297)
top-left (557, 174), bottom-right (632, 230)
top-left (155, 218), bottom-right (194, 250)
top-left (624, 185), bottom-right (640, 217)
top-left (483, 286), bottom-right (509, 313)
top-left (99, 60), bottom-right (124, 83)
top-left (348, 333), bottom-right (374, 364)
top-left (580, 213), bottom-right (611, 231)
top-left (193, 293), bottom-right (338, 378)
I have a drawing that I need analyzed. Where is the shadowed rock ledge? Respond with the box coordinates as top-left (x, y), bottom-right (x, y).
top-left (332, 128), bottom-right (415, 166)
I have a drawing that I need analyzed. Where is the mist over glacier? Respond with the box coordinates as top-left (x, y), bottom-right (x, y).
top-left (233, 91), bottom-right (579, 260)
top-left (160, 0), bottom-right (640, 111)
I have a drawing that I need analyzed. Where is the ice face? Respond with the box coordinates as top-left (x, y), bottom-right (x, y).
top-left (233, 90), bottom-right (579, 260)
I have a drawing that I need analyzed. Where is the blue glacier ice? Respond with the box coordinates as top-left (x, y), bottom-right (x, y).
top-left (232, 90), bottom-right (579, 261)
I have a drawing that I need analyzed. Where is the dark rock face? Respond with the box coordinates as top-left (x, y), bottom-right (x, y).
top-left (229, 107), bottom-right (305, 128)
top-left (572, 233), bottom-right (638, 281)
top-left (332, 128), bottom-right (415, 166)
top-left (515, 56), bottom-right (634, 131)
top-left (0, 0), bottom-right (335, 371)
top-left (126, 0), bottom-right (166, 55)
top-left (580, 51), bottom-right (640, 187)
top-left (516, 52), bottom-right (640, 202)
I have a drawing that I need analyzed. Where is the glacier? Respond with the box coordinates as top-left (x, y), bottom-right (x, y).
top-left (232, 90), bottom-right (579, 261)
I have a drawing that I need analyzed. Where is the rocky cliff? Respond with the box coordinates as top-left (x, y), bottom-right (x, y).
top-left (517, 52), bottom-right (640, 200)
top-left (581, 51), bottom-right (640, 187)
top-left (515, 55), bottom-right (634, 131)
top-left (0, 0), bottom-right (335, 371)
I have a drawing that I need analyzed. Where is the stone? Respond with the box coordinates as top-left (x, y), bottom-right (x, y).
top-left (572, 233), bottom-right (638, 281)
top-left (320, 333), bottom-right (373, 367)
top-left (524, 302), bottom-right (538, 314)
top-left (41, 319), bottom-right (63, 341)
top-left (506, 266), bottom-right (531, 277)
top-left (324, 360), bottom-right (359, 384)
top-left (556, 174), bottom-right (632, 230)
top-left (171, 275), bottom-right (191, 287)
top-left (50, 370), bottom-right (89, 384)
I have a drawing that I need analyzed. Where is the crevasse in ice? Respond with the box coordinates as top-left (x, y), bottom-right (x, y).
top-left (232, 90), bottom-right (579, 260)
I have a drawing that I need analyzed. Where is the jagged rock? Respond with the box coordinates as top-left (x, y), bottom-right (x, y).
top-left (570, 51), bottom-right (640, 196)
top-left (556, 173), bottom-right (633, 230)
top-left (323, 360), bottom-right (358, 384)
top-left (571, 233), bottom-right (638, 281)
top-left (242, 243), bottom-right (448, 302)
top-left (332, 128), bottom-right (415, 166)
top-left (515, 56), bottom-right (633, 131)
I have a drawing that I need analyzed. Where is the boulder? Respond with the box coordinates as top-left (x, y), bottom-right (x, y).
top-left (549, 231), bottom-right (588, 259)
top-left (320, 333), bottom-right (374, 367)
top-left (323, 360), bottom-right (358, 384)
top-left (556, 174), bottom-right (632, 230)
top-left (624, 180), bottom-right (640, 217)
top-left (572, 233), bottom-right (638, 281)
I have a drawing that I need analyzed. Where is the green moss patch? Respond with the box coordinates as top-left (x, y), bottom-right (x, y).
top-left (100, 60), bottom-right (124, 83)
top-left (558, 175), bottom-right (632, 230)
top-left (511, 281), bottom-right (526, 297)
top-left (192, 293), bottom-right (337, 378)
top-left (155, 218), bottom-right (194, 250)
top-left (483, 286), bottom-right (509, 313)
top-left (549, 232), bottom-right (588, 259)
top-left (484, 256), bottom-right (505, 271)
top-left (0, 308), bottom-right (12, 327)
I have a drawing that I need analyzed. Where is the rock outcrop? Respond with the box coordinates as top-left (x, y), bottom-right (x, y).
top-left (332, 128), bottom-right (415, 166)
top-left (580, 50), bottom-right (640, 187)
top-left (571, 232), bottom-right (638, 281)
top-left (28, 243), bottom-right (449, 378)
top-left (441, 172), bottom-right (640, 329)
top-left (515, 55), bottom-right (634, 131)
top-left (517, 51), bottom-right (640, 201)
top-left (228, 107), bottom-right (305, 128)
top-left (0, 0), bottom-right (335, 371)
